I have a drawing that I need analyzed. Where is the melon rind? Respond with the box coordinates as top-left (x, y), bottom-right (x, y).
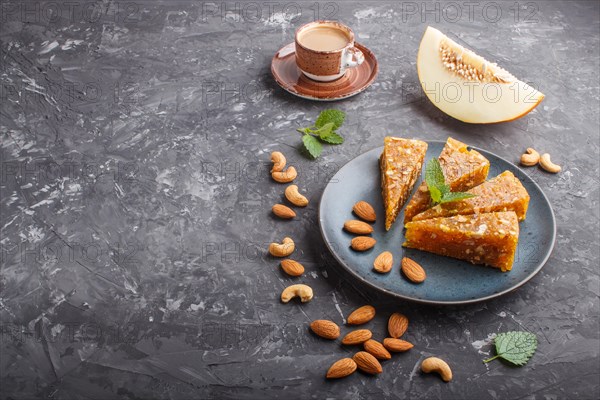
top-left (417, 26), bottom-right (544, 124)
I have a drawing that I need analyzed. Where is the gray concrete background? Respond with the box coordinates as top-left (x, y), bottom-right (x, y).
top-left (1, 1), bottom-right (599, 399)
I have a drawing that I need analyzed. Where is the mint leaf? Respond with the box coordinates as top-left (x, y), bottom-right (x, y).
top-left (429, 184), bottom-right (443, 203)
top-left (320, 132), bottom-right (344, 144)
top-left (425, 159), bottom-right (446, 192)
top-left (296, 110), bottom-right (346, 159)
top-left (313, 122), bottom-right (334, 138)
top-left (439, 183), bottom-right (450, 196)
top-left (439, 192), bottom-right (476, 204)
top-left (302, 134), bottom-right (322, 158)
top-left (483, 331), bottom-right (537, 366)
top-left (425, 158), bottom-right (477, 205)
top-left (315, 109), bottom-right (345, 130)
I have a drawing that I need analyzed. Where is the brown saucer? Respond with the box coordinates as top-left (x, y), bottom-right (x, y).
top-left (271, 42), bottom-right (378, 101)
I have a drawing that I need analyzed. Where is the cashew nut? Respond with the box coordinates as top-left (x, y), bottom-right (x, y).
top-left (281, 284), bottom-right (313, 303)
top-left (271, 151), bottom-right (286, 173)
top-left (285, 185), bottom-right (308, 207)
top-left (421, 357), bottom-right (452, 382)
top-left (272, 166), bottom-right (297, 183)
top-left (539, 153), bottom-right (561, 173)
top-left (520, 148), bottom-right (540, 166)
top-left (269, 237), bottom-right (295, 257)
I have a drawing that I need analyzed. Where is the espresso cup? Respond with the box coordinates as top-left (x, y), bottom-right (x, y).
top-left (295, 21), bottom-right (364, 82)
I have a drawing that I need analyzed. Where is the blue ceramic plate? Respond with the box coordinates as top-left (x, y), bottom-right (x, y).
top-left (319, 141), bottom-right (556, 305)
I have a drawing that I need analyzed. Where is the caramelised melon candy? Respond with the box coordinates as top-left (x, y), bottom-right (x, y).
top-left (380, 137), bottom-right (428, 231)
top-left (412, 171), bottom-right (530, 222)
top-left (404, 211), bottom-right (519, 272)
top-left (404, 137), bottom-right (490, 223)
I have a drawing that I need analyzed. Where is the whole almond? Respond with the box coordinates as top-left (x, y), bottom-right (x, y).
top-left (272, 204), bottom-right (296, 219)
top-left (310, 320), bottom-right (340, 340)
top-left (280, 259), bottom-right (304, 276)
top-left (347, 305), bottom-right (376, 325)
top-left (364, 339), bottom-right (391, 360)
top-left (342, 329), bottom-right (372, 345)
top-left (326, 358), bottom-right (357, 379)
top-left (344, 220), bottom-right (374, 235)
top-left (350, 236), bottom-right (376, 251)
top-left (373, 251), bottom-right (393, 273)
top-left (352, 351), bottom-right (383, 374)
top-left (353, 201), bottom-right (376, 222)
top-left (388, 313), bottom-right (409, 338)
top-left (401, 257), bottom-right (426, 283)
top-left (383, 338), bottom-right (414, 352)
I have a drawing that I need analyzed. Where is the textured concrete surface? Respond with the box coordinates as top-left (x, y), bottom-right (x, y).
top-left (1, 1), bottom-right (599, 399)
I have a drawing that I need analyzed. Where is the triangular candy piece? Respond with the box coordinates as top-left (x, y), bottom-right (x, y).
top-left (412, 171), bottom-right (530, 222)
top-left (404, 137), bottom-right (490, 223)
top-left (380, 137), bottom-right (428, 231)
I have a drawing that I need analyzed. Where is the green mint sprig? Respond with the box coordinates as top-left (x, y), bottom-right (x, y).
top-left (297, 109), bottom-right (345, 159)
top-left (483, 331), bottom-right (538, 366)
top-left (425, 158), bottom-right (476, 205)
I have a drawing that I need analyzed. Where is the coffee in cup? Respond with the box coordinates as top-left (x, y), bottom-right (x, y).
top-left (295, 21), bottom-right (364, 82)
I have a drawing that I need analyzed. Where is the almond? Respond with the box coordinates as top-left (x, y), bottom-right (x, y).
top-left (352, 351), bottom-right (383, 374)
top-left (343, 220), bottom-right (374, 235)
top-left (347, 305), bottom-right (376, 325)
top-left (280, 259), bottom-right (304, 276)
top-left (388, 313), bottom-right (409, 338)
top-left (341, 329), bottom-right (372, 345)
top-left (353, 201), bottom-right (376, 222)
top-left (373, 251), bottom-right (393, 273)
top-left (326, 358), bottom-right (357, 379)
top-left (350, 236), bottom-right (376, 251)
top-left (383, 338), bottom-right (414, 352)
top-left (364, 339), bottom-right (391, 360)
top-left (272, 204), bottom-right (296, 219)
top-left (310, 320), bottom-right (340, 340)
top-left (401, 257), bottom-right (426, 283)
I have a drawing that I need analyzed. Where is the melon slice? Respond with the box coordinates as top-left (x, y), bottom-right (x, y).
top-left (417, 26), bottom-right (544, 124)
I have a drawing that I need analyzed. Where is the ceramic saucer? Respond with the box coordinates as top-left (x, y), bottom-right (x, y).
top-left (271, 42), bottom-right (378, 101)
